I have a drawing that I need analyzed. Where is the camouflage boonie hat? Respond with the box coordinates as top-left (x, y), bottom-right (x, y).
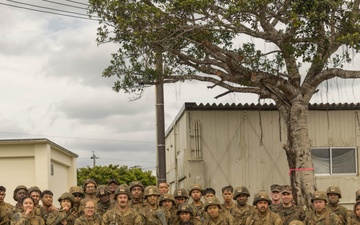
top-left (233, 186), bottom-right (250, 199)
top-left (173, 188), bottom-right (189, 199)
top-left (289, 220), bottom-right (304, 225)
top-left (204, 197), bottom-right (222, 211)
top-left (96, 185), bottom-right (111, 197)
top-left (13, 185), bottom-right (28, 201)
top-left (188, 184), bottom-right (203, 196)
top-left (177, 203), bottom-right (193, 215)
top-left (270, 184), bottom-right (281, 192)
top-left (311, 191), bottom-right (328, 203)
top-left (129, 181), bottom-right (144, 191)
top-left (253, 191), bottom-right (271, 205)
top-left (159, 193), bottom-right (176, 204)
top-left (326, 186), bottom-right (342, 198)
top-left (69, 186), bottom-right (84, 195)
top-left (281, 185), bottom-right (292, 194)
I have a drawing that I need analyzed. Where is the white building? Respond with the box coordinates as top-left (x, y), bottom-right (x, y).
top-left (0, 138), bottom-right (77, 205)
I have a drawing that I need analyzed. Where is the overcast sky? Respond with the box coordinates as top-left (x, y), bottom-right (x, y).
top-left (1, 0), bottom-right (360, 172)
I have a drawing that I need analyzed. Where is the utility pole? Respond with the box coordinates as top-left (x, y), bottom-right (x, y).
top-left (155, 52), bottom-right (166, 184)
top-left (90, 151), bottom-right (98, 168)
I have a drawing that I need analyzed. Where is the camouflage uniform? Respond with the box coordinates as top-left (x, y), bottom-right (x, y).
top-left (0, 201), bottom-right (13, 225)
top-left (326, 187), bottom-right (349, 225)
top-left (202, 198), bottom-right (235, 225)
top-left (269, 185), bottom-right (282, 214)
top-left (46, 193), bottom-right (76, 225)
top-left (102, 207), bottom-right (142, 225)
top-left (129, 182), bottom-right (146, 212)
top-left (74, 214), bottom-right (101, 225)
top-left (138, 186), bottom-right (168, 225)
top-left (348, 212), bottom-right (360, 225)
top-left (277, 205), bottom-right (305, 225)
top-left (96, 185), bottom-right (115, 217)
top-left (69, 186), bottom-right (85, 219)
top-left (231, 187), bottom-right (256, 225)
top-left (10, 212), bottom-right (45, 225)
top-left (222, 201), bottom-right (236, 213)
top-left (159, 194), bottom-right (177, 225)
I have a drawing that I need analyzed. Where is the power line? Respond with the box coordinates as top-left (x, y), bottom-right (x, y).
top-left (42, 0), bottom-right (88, 11)
top-left (0, 131), bottom-right (155, 144)
top-left (0, 2), bottom-right (98, 21)
top-left (65, 0), bottom-right (88, 6)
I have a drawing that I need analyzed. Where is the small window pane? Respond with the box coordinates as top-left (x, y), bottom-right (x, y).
top-left (332, 148), bottom-right (356, 174)
top-left (311, 149), bottom-right (330, 174)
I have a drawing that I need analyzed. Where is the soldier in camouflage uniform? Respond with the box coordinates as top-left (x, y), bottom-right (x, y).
top-left (231, 186), bottom-right (256, 225)
top-left (173, 189), bottom-right (188, 208)
top-left (221, 185), bottom-right (235, 212)
top-left (203, 197), bottom-right (235, 225)
top-left (276, 185), bottom-right (305, 225)
top-left (138, 186), bottom-right (168, 225)
top-left (326, 186), bottom-right (348, 225)
top-left (174, 203), bottom-right (201, 225)
top-left (102, 185), bottom-right (142, 225)
top-left (39, 190), bottom-right (58, 222)
top-left (11, 197), bottom-right (44, 225)
top-left (74, 199), bottom-right (101, 225)
top-left (129, 181), bottom-right (147, 212)
top-left (95, 185), bottom-right (115, 217)
top-left (188, 184), bottom-right (205, 219)
top-left (245, 191), bottom-right (283, 225)
top-left (269, 184), bottom-right (282, 214)
top-left (107, 179), bottom-right (119, 201)
top-left (304, 191), bottom-right (341, 225)
top-left (69, 186), bottom-right (84, 219)
top-left (29, 186), bottom-right (42, 217)
top-left (159, 194), bottom-right (177, 225)
top-left (0, 186), bottom-right (13, 225)
top-left (46, 192), bottom-right (76, 225)
top-left (82, 179), bottom-right (98, 204)
top-left (347, 200), bottom-right (360, 225)
top-left (7, 185), bottom-right (29, 221)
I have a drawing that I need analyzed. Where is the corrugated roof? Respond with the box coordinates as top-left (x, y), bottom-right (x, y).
top-left (0, 138), bottom-right (78, 157)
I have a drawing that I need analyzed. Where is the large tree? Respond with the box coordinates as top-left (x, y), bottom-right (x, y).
top-left (88, 0), bottom-right (360, 207)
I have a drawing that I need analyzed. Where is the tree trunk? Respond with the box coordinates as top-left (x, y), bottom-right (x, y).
top-left (282, 100), bottom-right (317, 209)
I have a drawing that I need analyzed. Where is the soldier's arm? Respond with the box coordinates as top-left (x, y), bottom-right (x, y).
top-left (134, 212), bottom-right (144, 225)
top-left (46, 210), bottom-right (70, 225)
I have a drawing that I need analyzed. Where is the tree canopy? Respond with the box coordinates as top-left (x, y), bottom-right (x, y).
top-left (77, 164), bottom-right (156, 186)
top-left (88, 0), bottom-right (360, 207)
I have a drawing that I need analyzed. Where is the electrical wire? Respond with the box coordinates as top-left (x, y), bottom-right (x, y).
top-left (42, 0), bottom-right (88, 11)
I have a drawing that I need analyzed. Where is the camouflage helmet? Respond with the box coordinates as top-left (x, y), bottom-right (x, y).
top-left (114, 184), bottom-right (131, 200)
top-left (233, 186), bottom-right (250, 200)
top-left (159, 193), bottom-right (176, 205)
top-left (28, 186), bottom-right (41, 194)
top-left (58, 192), bottom-right (75, 205)
top-left (177, 203), bottom-right (194, 215)
top-left (129, 181), bottom-right (144, 191)
top-left (326, 186), bottom-right (342, 198)
top-left (13, 185), bottom-right (28, 201)
top-left (289, 220), bottom-right (304, 225)
top-left (96, 185), bottom-right (111, 197)
top-left (188, 184), bottom-right (203, 196)
top-left (82, 179), bottom-right (97, 191)
top-left (69, 186), bottom-right (84, 195)
top-left (253, 191), bottom-right (271, 206)
top-left (311, 191), bottom-right (328, 203)
top-left (173, 188), bottom-right (189, 199)
top-left (204, 197), bottom-right (222, 211)
top-left (144, 185), bottom-right (161, 197)
top-left (356, 189), bottom-right (360, 201)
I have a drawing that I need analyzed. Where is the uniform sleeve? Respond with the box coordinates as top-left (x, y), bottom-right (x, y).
top-left (134, 212), bottom-right (144, 225)
top-left (46, 210), bottom-right (70, 225)
top-left (11, 213), bottom-right (31, 225)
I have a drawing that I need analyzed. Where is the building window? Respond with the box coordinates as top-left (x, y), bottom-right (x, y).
top-left (311, 147), bottom-right (357, 175)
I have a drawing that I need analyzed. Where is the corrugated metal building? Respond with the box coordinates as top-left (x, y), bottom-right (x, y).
top-left (165, 102), bottom-right (360, 208)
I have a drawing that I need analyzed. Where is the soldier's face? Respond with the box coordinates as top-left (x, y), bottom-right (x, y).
top-left (23, 197), bottom-right (34, 211)
top-left (327, 194), bottom-right (339, 204)
top-left (131, 187), bottom-right (143, 199)
top-left (60, 199), bottom-right (72, 209)
top-left (190, 190), bottom-right (202, 201)
top-left (270, 191), bottom-right (280, 201)
top-left (0, 191), bottom-right (5, 203)
top-left (161, 200), bottom-right (173, 210)
top-left (85, 184), bottom-right (96, 195)
top-left (256, 201), bottom-right (269, 213)
top-left (207, 205), bottom-right (220, 218)
top-left (108, 183), bottom-right (118, 193)
top-left (16, 189), bottom-right (28, 203)
top-left (222, 190), bottom-right (233, 202)
top-left (147, 195), bottom-right (159, 206)
top-left (30, 191), bottom-right (40, 205)
top-left (84, 201), bottom-right (95, 217)
top-left (159, 183), bottom-right (169, 194)
top-left (41, 194), bottom-right (53, 207)
top-left (117, 194), bottom-right (129, 207)
top-left (355, 204), bottom-right (360, 217)
top-left (99, 194), bottom-right (110, 203)
top-left (281, 192), bottom-right (293, 204)
top-left (179, 212), bottom-right (191, 222)
top-left (175, 197), bottom-right (186, 206)
top-left (204, 193), bottom-right (215, 201)
top-left (313, 200), bottom-right (326, 213)
top-left (236, 194), bottom-right (248, 206)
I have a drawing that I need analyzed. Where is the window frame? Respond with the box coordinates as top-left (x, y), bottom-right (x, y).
top-left (311, 147), bottom-right (357, 176)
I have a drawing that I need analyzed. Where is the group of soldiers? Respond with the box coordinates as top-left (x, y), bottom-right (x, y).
top-left (0, 180), bottom-right (360, 225)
